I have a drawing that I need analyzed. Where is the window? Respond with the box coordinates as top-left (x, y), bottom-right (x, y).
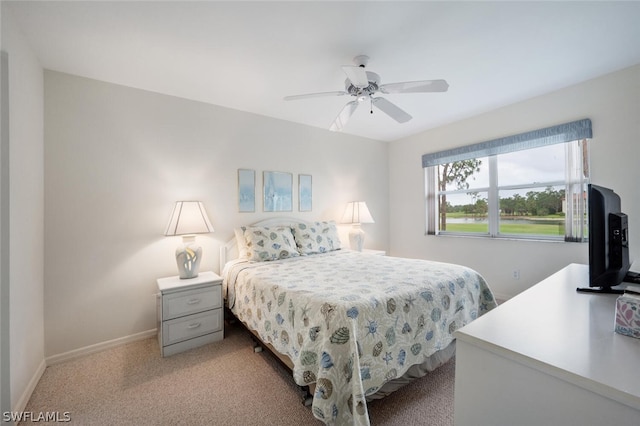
top-left (423, 119), bottom-right (591, 241)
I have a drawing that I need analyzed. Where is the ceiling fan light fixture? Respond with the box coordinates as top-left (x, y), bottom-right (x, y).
top-left (284, 55), bottom-right (448, 131)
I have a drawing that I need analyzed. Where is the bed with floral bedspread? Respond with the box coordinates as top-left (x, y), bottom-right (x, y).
top-left (224, 248), bottom-right (496, 425)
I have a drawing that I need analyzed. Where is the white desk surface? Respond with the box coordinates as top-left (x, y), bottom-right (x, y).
top-left (455, 263), bottom-right (640, 410)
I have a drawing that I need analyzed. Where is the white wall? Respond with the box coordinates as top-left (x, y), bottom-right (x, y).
top-left (1, 4), bottom-right (46, 413)
top-left (44, 71), bottom-right (389, 357)
top-left (389, 64), bottom-right (640, 300)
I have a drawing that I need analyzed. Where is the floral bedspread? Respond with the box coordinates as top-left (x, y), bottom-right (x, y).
top-left (224, 250), bottom-right (496, 425)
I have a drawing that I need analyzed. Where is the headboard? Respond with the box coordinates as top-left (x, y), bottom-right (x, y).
top-left (219, 217), bottom-right (312, 267)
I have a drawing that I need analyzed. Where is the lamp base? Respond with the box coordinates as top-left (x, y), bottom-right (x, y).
top-left (176, 235), bottom-right (202, 279)
top-left (348, 225), bottom-right (365, 252)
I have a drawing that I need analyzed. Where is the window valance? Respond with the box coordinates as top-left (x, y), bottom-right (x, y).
top-left (421, 118), bottom-right (592, 168)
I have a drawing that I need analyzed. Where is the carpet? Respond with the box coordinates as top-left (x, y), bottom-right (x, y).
top-left (22, 321), bottom-right (454, 425)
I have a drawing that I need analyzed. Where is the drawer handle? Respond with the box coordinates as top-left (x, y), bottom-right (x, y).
top-left (186, 298), bottom-right (201, 305)
top-left (187, 322), bottom-right (202, 329)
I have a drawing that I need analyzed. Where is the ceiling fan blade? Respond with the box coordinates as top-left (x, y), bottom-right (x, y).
top-left (284, 91), bottom-right (349, 101)
top-left (342, 65), bottom-right (369, 89)
top-left (329, 101), bottom-right (359, 132)
top-left (372, 97), bottom-right (412, 123)
top-left (380, 79), bottom-right (449, 94)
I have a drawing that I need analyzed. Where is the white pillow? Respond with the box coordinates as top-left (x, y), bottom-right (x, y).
top-left (243, 226), bottom-right (300, 261)
top-left (291, 221), bottom-right (341, 255)
top-left (234, 227), bottom-right (251, 259)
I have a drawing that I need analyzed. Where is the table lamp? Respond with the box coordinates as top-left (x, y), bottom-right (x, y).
top-left (341, 201), bottom-right (375, 251)
top-left (164, 201), bottom-right (213, 279)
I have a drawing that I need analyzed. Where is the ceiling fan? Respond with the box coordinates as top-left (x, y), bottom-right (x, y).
top-left (284, 55), bottom-right (449, 132)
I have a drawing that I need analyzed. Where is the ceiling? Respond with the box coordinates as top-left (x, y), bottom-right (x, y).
top-left (6, 1), bottom-right (640, 142)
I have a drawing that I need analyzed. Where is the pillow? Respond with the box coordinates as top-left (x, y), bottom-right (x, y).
top-left (243, 226), bottom-right (300, 262)
top-left (234, 227), bottom-right (251, 259)
top-left (291, 221), bottom-right (341, 255)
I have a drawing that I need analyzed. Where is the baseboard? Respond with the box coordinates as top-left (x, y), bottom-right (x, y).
top-left (13, 358), bottom-right (45, 414)
top-left (46, 328), bottom-right (157, 366)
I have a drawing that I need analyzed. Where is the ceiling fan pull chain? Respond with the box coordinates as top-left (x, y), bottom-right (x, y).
top-left (370, 98), bottom-right (373, 114)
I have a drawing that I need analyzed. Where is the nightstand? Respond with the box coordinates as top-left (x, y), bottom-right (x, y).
top-left (157, 271), bottom-right (223, 357)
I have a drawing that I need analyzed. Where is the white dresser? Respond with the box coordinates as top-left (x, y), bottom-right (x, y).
top-left (454, 263), bottom-right (640, 426)
top-left (157, 271), bottom-right (223, 357)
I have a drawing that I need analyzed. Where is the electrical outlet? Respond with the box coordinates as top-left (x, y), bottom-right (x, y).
top-left (512, 269), bottom-right (520, 280)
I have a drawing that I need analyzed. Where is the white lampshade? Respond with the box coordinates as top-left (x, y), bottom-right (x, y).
top-left (165, 201), bottom-right (213, 279)
top-left (341, 201), bottom-right (375, 224)
top-left (165, 201), bottom-right (214, 236)
top-left (341, 201), bottom-right (374, 251)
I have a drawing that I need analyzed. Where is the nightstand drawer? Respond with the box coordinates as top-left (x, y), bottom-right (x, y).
top-left (163, 286), bottom-right (221, 320)
top-left (162, 309), bottom-right (222, 346)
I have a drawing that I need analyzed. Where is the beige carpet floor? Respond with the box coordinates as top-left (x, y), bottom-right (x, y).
top-left (22, 321), bottom-right (455, 425)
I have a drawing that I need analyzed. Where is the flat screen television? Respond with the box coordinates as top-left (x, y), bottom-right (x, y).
top-left (578, 184), bottom-right (630, 293)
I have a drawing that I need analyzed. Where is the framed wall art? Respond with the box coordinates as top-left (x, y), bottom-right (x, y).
top-left (263, 171), bottom-right (293, 212)
top-left (299, 174), bottom-right (312, 212)
top-left (238, 169), bottom-right (255, 212)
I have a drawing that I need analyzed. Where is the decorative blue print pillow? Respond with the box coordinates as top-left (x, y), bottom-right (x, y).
top-left (291, 221), bottom-right (341, 255)
top-left (243, 226), bottom-right (300, 262)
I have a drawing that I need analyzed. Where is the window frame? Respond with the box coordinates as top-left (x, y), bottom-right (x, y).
top-left (422, 120), bottom-right (592, 242)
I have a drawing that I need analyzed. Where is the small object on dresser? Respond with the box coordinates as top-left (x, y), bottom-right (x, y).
top-left (614, 290), bottom-right (640, 338)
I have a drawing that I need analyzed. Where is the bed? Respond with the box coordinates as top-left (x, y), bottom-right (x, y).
top-left (221, 218), bottom-right (497, 425)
